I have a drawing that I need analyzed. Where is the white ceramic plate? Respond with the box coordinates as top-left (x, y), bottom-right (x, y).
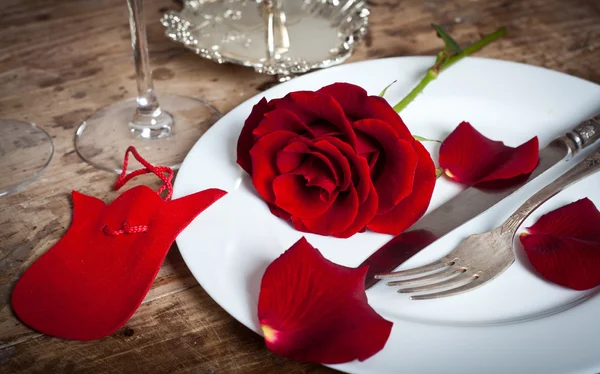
top-left (173, 57), bottom-right (600, 374)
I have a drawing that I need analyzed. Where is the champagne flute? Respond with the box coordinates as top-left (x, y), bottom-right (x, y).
top-left (0, 119), bottom-right (54, 197)
top-left (75, 0), bottom-right (220, 173)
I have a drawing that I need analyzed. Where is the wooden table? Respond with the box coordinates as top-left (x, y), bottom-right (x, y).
top-left (1, 0), bottom-right (599, 372)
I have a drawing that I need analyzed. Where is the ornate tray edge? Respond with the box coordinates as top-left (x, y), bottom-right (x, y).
top-left (160, 0), bottom-right (370, 77)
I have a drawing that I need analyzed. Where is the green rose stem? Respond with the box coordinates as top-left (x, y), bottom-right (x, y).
top-left (393, 27), bottom-right (508, 113)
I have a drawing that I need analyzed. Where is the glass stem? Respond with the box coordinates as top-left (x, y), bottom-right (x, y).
top-left (127, 0), bottom-right (172, 136)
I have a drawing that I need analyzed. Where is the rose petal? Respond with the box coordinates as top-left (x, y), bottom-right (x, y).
top-left (335, 183), bottom-right (379, 238)
top-left (353, 119), bottom-right (419, 214)
top-left (312, 139), bottom-right (353, 192)
top-left (268, 203), bottom-right (292, 221)
top-left (250, 131), bottom-right (298, 202)
top-left (292, 186), bottom-right (359, 236)
top-left (322, 136), bottom-right (372, 203)
top-left (317, 82), bottom-right (413, 140)
top-left (355, 131), bottom-right (380, 174)
top-left (368, 140), bottom-right (436, 235)
top-left (526, 198), bottom-right (600, 241)
top-left (520, 198), bottom-right (600, 290)
top-left (276, 140), bottom-right (340, 186)
top-left (273, 174), bottom-right (337, 219)
top-left (439, 121), bottom-right (539, 185)
top-left (254, 108), bottom-right (314, 138)
top-left (258, 237), bottom-right (393, 364)
top-left (520, 234), bottom-right (600, 290)
top-left (237, 98), bottom-right (272, 174)
top-left (309, 119), bottom-right (344, 138)
top-left (291, 157), bottom-right (338, 195)
top-left (275, 91), bottom-right (357, 149)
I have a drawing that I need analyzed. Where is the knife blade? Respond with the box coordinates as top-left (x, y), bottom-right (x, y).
top-left (362, 114), bottom-right (600, 289)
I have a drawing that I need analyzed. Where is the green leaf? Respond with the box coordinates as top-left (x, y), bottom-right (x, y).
top-left (435, 168), bottom-right (444, 178)
top-left (379, 80), bottom-right (397, 97)
top-left (413, 135), bottom-right (442, 143)
top-left (432, 24), bottom-right (461, 53)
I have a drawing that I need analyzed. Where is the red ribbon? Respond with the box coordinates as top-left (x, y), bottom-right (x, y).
top-left (114, 146), bottom-right (174, 201)
top-left (103, 146), bottom-right (173, 236)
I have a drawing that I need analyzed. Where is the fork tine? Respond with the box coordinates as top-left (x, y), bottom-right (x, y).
top-left (396, 271), bottom-right (471, 294)
top-left (374, 259), bottom-right (448, 279)
top-left (410, 275), bottom-right (482, 300)
top-left (386, 266), bottom-right (462, 287)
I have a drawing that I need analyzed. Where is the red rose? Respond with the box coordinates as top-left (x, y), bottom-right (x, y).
top-left (237, 83), bottom-right (436, 237)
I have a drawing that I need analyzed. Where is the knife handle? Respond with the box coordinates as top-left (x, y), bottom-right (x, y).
top-left (501, 143), bottom-right (600, 234)
top-left (564, 113), bottom-right (600, 154)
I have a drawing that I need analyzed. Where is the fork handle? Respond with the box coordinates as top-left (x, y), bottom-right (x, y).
top-left (501, 143), bottom-right (600, 234)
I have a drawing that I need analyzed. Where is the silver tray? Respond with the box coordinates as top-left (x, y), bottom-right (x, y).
top-left (161, 0), bottom-right (369, 80)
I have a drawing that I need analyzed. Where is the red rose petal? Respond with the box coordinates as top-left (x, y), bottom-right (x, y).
top-left (323, 136), bottom-right (372, 203)
top-left (254, 108), bottom-right (314, 138)
top-left (309, 119), bottom-right (344, 138)
top-left (526, 198), bottom-right (600, 240)
top-left (276, 140), bottom-right (340, 186)
top-left (335, 183), bottom-right (379, 239)
top-left (250, 131), bottom-right (298, 202)
top-left (273, 174), bottom-right (337, 219)
top-left (439, 121), bottom-right (539, 185)
top-left (276, 91), bottom-right (357, 150)
top-left (317, 82), bottom-right (413, 140)
top-left (293, 186), bottom-right (359, 236)
top-left (312, 139), bottom-right (353, 192)
top-left (258, 237), bottom-right (393, 364)
top-left (368, 140), bottom-right (436, 235)
top-left (275, 147), bottom-right (305, 174)
top-left (291, 157), bottom-right (338, 195)
top-left (353, 119), bottom-right (418, 214)
top-left (519, 198), bottom-right (600, 290)
top-left (237, 98), bottom-right (272, 174)
top-left (268, 203), bottom-right (292, 221)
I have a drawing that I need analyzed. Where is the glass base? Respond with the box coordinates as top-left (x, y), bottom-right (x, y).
top-left (75, 95), bottom-right (221, 173)
top-left (0, 119), bottom-right (54, 197)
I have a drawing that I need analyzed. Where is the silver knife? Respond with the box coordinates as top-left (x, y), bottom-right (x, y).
top-left (362, 114), bottom-right (600, 289)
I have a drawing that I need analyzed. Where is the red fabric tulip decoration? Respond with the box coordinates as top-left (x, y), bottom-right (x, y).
top-left (11, 147), bottom-right (226, 340)
top-left (258, 237), bottom-right (393, 364)
top-left (439, 121), bottom-right (539, 185)
top-left (520, 198), bottom-right (600, 290)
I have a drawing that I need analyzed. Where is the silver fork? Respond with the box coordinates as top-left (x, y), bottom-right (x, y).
top-left (375, 144), bottom-right (600, 300)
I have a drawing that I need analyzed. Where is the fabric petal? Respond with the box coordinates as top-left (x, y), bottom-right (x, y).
top-left (439, 121), bottom-right (539, 185)
top-left (368, 140), bottom-right (436, 235)
top-left (237, 98), bottom-right (272, 174)
top-left (249, 131), bottom-right (298, 202)
top-left (317, 82), bottom-right (413, 140)
top-left (519, 198), bottom-right (600, 290)
top-left (258, 237), bottom-right (393, 364)
top-left (353, 119), bottom-right (418, 214)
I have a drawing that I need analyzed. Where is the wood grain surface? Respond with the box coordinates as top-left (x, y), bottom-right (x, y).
top-left (1, 0), bottom-right (599, 372)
